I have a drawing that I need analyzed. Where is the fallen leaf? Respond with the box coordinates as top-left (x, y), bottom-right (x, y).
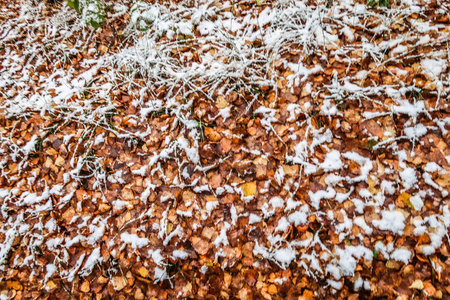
top-left (410, 280), bottom-right (424, 290)
top-left (268, 284), bottom-right (278, 295)
top-left (7, 281), bottom-right (22, 291)
top-left (423, 282), bottom-right (436, 297)
top-left (204, 127), bottom-right (221, 142)
top-left (99, 203), bottom-right (111, 213)
top-left (209, 173), bottom-right (222, 189)
top-left (191, 237), bottom-right (209, 255)
top-left (397, 192), bottom-right (412, 208)
top-left (62, 207), bottom-right (75, 222)
top-left (135, 288), bottom-right (145, 300)
top-left (46, 281), bottom-right (56, 290)
top-left (241, 182), bottom-right (257, 197)
top-left (435, 175), bottom-right (450, 188)
top-left (54, 156), bottom-right (65, 166)
top-left (97, 276), bottom-right (108, 284)
top-left (80, 280), bottom-right (90, 293)
top-left (216, 95), bottom-right (229, 109)
top-left (138, 267), bottom-right (149, 278)
top-left (220, 138), bottom-right (232, 152)
top-left (112, 276), bottom-right (127, 291)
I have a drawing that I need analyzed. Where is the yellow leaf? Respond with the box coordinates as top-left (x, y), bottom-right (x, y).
top-left (253, 156), bottom-right (268, 166)
top-left (7, 281), bottom-right (22, 291)
top-left (183, 282), bottom-right (193, 293)
top-left (166, 222), bottom-right (173, 235)
top-left (216, 95), bottom-right (228, 109)
top-left (410, 280), bottom-right (424, 290)
top-left (368, 175), bottom-right (378, 195)
top-left (138, 267), bottom-right (149, 278)
top-left (435, 175), bottom-right (450, 188)
top-left (268, 284), bottom-right (278, 295)
top-left (80, 280), bottom-right (90, 293)
top-left (397, 192), bottom-right (413, 209)
top-left (54, 156), bottom-right (65, 167)
top-left (46, 281), bottom-right (56, 290)
top-left (112, 276), bottom-right (127, 291)
top-left (283, 70), bottom-right (295, 78)
top-left (241, 182), bottom-right (257, 197)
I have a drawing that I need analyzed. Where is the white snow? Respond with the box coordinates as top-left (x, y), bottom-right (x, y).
top-left (80, 247), bottom-right (102, 276)
top-left (390, 248), bottom-right (411, 264)
top-left (120, 232), bottom-right (149, 249)
top-left (354, 217), bottom-right (373, 235)
top-left (249, 214), bottom-right (261, 224)
top-left (308, 187), bottom-right (336, 210)
top-left (319, 150), bottom-right (344, 172)
top-left (409, 194), bottom-right (424, 211)
top-left (372, 210), bottom-right (405, 235)
top-left (421, 59), bottom-right (446, 79)
top-left (424, 162), bottom-right (442, 173)
top-left (288, 206), bottom-right (309, 226)
top-left (399, 168), bottom-right (417, 190)
top-left (172, 250), bottom-right (189, 259)
top-left (275, 217), bottom-right (290, 233)
top-left (273, 248), bottom-right (296, 269)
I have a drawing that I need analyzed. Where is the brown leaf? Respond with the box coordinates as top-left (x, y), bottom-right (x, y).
top-left (282, 164), bottom-right (299, 177)
top-left (62, 207), bottom-right (76, 222)
top-left (182, 190), bottom-right (196, 203)
top-left (209, 173), bottom-right (222, 189)
top-left (7, 281), bottom-right (22, 291)
top-left (112, 276), bottom-right (127, 291)
top-left (80, 281), bottom-right (90, 293)
top-left (435, 174), bottom-right (450, 188)
top-left (191, 237), bottom-right (210, 255)
top-left (268, 284), bottom-right (278, 295)
top-left (409, 280), bottom-right (424, 290)
top-left (54, 156), bottom-right (65, 166)
top-left (244, 269), bottom-right (258, 287)
top-left (238, 287), bottom-right (251, 300)
top-left (122, 188), bottom-right (134, 200)
top-left (138, 267), bottom-right (149, 278)
top-left (99, 203), bottom-right (111, 213)
top-left (97, 276), bottom-right (108, 284)
top-left (216, 95), bottom-right (229, 109)
top-left (247, 127), bottom-right (257, 136)
top-left (255, 164), bottom-right (268, 180)
top-left (220, 138), bottom-right (232, 152)
top-left (135, 288), bottom-right (145, 300)
top-left (423, 282), bottom-right (436, 297)
top-left (204, 127), bottom-right (221, 142)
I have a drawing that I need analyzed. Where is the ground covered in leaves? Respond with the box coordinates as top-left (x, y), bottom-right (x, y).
top-left (1, 0), bottom-right (450, 299)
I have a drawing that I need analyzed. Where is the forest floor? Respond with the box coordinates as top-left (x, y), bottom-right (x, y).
top-left (0, 0), bottom-right (450, 299)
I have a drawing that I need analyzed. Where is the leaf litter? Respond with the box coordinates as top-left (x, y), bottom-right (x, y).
top-left (0, 0), bottom-right (450, 299)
